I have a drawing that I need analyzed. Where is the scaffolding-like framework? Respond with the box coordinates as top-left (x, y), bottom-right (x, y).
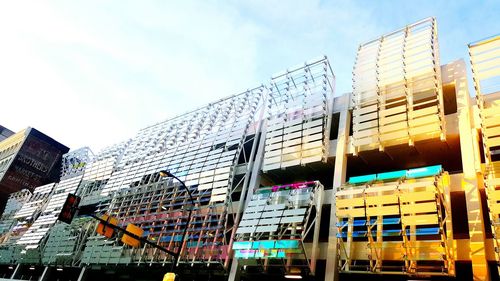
top-left (469, 34), bottom-right (500, 269)
top-left (80, 87), bottom-right (265, 268)
top-left (0, 190), bottom-right (31, 236)
top-left (352, 17), bottom-right (445, 153)
top-left (336, 165), bottom-right (454, 276)
top-left (0, 183), bottom-right (54, 264)
top-left (263, 57), bottom-right (334, 171)
top-left (233, 181), bottom-right (323, 275)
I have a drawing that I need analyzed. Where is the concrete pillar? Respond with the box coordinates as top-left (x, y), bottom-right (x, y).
top-left (325, 95), bottom-right (350, 281)
top-left (451, 59), bottom-right (491, 280)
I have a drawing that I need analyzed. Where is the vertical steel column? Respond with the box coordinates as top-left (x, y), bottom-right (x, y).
top-left (454, 59), bottom-right (491, 280)
top-left (77, 266), bottom-right (87, 281)
top-left (38, 266), bottom-right (51, 281)
top-left (10, 264), bottom-right (21, 279)
top-left (310, 185), bottom-right (324, 274)
top-left (227, 90), bottom-right (269, 281)
top-left (326, 94), bottom-right (350, 281)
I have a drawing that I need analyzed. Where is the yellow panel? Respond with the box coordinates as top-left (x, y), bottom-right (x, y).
top-left (336, 197), bottom-right (365, 208)
top-left (366, 205), bottom-right (399, 216)
top-left (482, 106), bottom-right (500, 118)
top-left (487, 137), bottom-right (500, 148)
top-left (489, 203), bottom-right (500, 215)
top-left (402, 214), bottom-right (438, 226)
top-left (365, 194), bottom-right (398, 205)
top-left (487, 178), bottom-right (500, 188)
top-left (400, 202), bottom-right (437, 214)
top-left (380, 130), bottom-right (409, 142)
top-left (409, 123), bottom-right (440, 135)
top-left (336, 208), bottom-right (365, 218)
top-left (485, 126), bottom-right (500, 138)
top-left (484, 115), bottom-right (500, 127)
top-left (400, 191), bottom-right (435, 202)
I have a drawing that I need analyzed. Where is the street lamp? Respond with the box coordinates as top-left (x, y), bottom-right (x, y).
top-left (159, 170), bottom-right (195, 272)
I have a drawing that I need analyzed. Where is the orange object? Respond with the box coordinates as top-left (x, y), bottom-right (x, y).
top-left (96, 214), bottom-right (118, 238)
top-left (122, 223), bottom-right (144, 247)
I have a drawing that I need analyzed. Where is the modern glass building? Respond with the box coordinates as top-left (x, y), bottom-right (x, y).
top-left (0, 17), bottom-right (498, 281)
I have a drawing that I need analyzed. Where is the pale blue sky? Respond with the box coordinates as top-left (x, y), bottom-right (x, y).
top-left (0, 1), bottom-right (498, 152)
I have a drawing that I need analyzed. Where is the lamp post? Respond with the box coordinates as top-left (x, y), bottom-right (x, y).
top-left (159, 170), bottom-right (195, 273)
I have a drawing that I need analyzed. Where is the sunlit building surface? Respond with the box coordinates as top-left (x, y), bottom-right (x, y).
top-left (0, 18), bottom-right (498, 281)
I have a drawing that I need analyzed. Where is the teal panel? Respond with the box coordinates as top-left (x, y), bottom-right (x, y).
top-left (233, 241), bottom-right (253, 250)
top-left (235, 250), bottom-right (255, 258)
top-left (253, 240), bottom-right (275, 249)
top-left (376, 170), bottom-right (406, 181)
top-left (277, 251), bottom-right (286, 258)
top-left (348, 174), bottom-right (376, 184)
top-left (274, 240), bottom-right (299, 249)
top-left (406, 165), bottom-right (442, 179)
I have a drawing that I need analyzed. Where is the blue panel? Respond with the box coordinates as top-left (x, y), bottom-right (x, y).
top-left (377, 170), bottom-right (406, 181)
top-left (406, 165), bottom-right (442, 179)
top-left (368, 218), bottom-right (401, 225)
top-left (353, 220), bottom-right (367, 226)
top-left (352, 231), bottom-right (367, 237)
top-left (274, 240), bottom-right (300, 249)
top-left (233, 241), bottom-right (253, 250)
top-left (348, 174), bottom-right (376, 184)
top-left (407, 227), bottom-right (440, 236)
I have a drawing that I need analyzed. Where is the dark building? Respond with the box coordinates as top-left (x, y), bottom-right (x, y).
top-left (0, 126), bottom-right (13, 142)
top-left (0, 127), bottom-right (69, 212)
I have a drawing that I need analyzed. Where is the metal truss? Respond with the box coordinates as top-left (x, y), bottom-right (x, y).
top-left (80, 87), bottom-right (266, 268)
top-left (352, 17), bottom-right (445, 153)
top-left (469, 34), bottom-right (500, 270)
top-left (263, 57), bottom-right (335, 171)
top-left (336, 166), bottom-right (454, 276)
top-left (0, 183), bottom-right (54, 264)
top-left (233, 181), bottom-right (324, 275)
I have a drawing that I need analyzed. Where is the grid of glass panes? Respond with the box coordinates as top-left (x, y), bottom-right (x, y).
top-left (263, 57), bottom-right (333, 171)
top-left (352, 18), bottom-right (445, 151)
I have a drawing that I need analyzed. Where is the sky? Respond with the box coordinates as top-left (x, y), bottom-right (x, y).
top-left (0, 0), bottom-right (499, 153)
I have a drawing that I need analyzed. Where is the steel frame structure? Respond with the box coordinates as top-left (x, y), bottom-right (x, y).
top-left (335, 166), bottom-right (454, 276)
top-left (263, 57), bottom-right (334, 171)
top-left (469, 34), bottom-right (500, 271)
top-left (352, 17), bottom-right (445, 153)
top-left (233, 181), bottom-right (324, 275)
top-left (80, 87), bottom-right (265, 268)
